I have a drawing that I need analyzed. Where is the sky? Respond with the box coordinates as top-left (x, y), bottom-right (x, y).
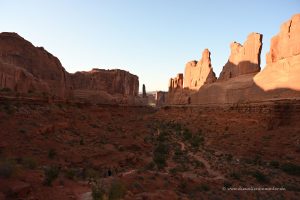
top-left (0, 0), bottom-right (299, 92)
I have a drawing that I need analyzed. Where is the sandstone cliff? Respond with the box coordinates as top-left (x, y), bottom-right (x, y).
top-left (168, 73), bottom-right (183, 92)
top-left (0, 32), bottom-right (139, 103)
top-left (184, 49), bottom-right (216, 90)
top-left (254, 14), bottom-right (300, 91)
top-left (0, 32), bottom-right (70, 98)
top-left (218, 33), bottom-right (263, 81)
top-left (167, 14), bottom-right (300, 105)
top-left (70, 68), bottom-right (139, 103)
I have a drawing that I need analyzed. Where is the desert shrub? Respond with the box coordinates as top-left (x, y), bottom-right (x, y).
top-left (198, 183), bottom-right (210, 191)
top-left (43, 165), bottom-right (59, 186)
top-left (144, 161), bottom-right (155, 170)
top-left (190, 134), bottom-right (204, 148)
top-left (0, 159), bottom-right (15, 178)
top-left (19, 129), bottom-right (27, 134)
top-left (48, 148), bottom-right (57, 159)
top-left (253, 171), bottom-right (268, 183)
top-left (2, 101), bottom-right (15, 114)
top-left (0, 87), bottom-right (12, 92)
top-left (270, 160), bottom-right (279, 168)
top-left (153, 142), bottom-right (169, 169)
top-left (182, 129), bottom-right (192, 141)
top-left (281, 163), bottom-right (300, 176)
top-left (65, 168), bottom-right (77, 180)
top-left (83, 168), bottom-right (100, 180)
top-left (21, 157), bottom-right (37, 169)
top-left (109, 180), bottom-right (126, 200)
top-left (223, 181), bottom-right (232, 188)
top-left (80, 137), bottom-right (84, 145)
top-left (229, 171), bottom-right (241, 180)
top-left (92, 180), bottom-right (105, 200)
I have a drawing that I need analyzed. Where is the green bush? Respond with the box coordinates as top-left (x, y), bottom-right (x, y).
top-left (109, 180), bottom-right (126, 200)
top-left (65, 168), bottom-right (77, 180)
top-left (270, 160), bottom-right (279, 168)
top-left (92, 182), bottom-right (105, 200)
top-left (43, 165), bottom-right (60, 186)
top-left (48, 148), bottom-right (57, 159)
top-left (253, 171), bottom-right (268, 183)
top-left (0, 160), bottom-right (15, 178)
top-left (229, 171), bottom-right (241, 180)
top-left (190, 134), bottom-right (204, 148)
top-left (182, 129), bottom-right (192, 141)
top-left (153, 142), bottom-right (169, 169)
top-left (281, 163), bottom-right (300, 176)
top-left (198, 183), bottom-right (210, 191)
top-left (21, 157), bottom-right (37, 169)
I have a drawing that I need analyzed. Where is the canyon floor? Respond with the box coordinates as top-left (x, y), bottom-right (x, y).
top-left (0, 94), bottom-right (300, 200)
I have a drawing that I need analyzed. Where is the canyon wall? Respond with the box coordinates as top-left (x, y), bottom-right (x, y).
top-left (0, 32), bottom-right (70, 98)
top-left (0, 32), bottom-right (139, 103)
top-left (166, 14), bottom-right (300, 105)
top-left (254, 14), bottom-right (300, 91)
top-left (184, 49), bottom-right (217, 90)
top-left (218, 32), bottom-right (262, 81)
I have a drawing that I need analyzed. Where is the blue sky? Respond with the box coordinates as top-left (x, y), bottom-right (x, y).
top-left (1, 0), bottom-right (299, 91)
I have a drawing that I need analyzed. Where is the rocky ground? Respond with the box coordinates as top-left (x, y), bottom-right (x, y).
top-left (0, 95), bottom-right (299, 200)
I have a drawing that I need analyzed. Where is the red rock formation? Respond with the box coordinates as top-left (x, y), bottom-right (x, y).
top-left (184, 49), bottom-right (216, 90)
top-left (218, 33), bottom-right (263, 81)
top-left (168, 73), bottom-right (183, 92)
top-left (70, 68), bottom-right (139, 100)
top-left (0, 32), bottom-right (139, 103)
top-left (0, 32), bottom-right (70, 98)
top-left (255, 14), bottom-right (300, 91)
top-left (155, 91), bottom-right (167, 106)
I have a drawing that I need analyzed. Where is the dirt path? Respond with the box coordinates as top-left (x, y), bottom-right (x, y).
top-left (177, 141), bottom-right (225, 180)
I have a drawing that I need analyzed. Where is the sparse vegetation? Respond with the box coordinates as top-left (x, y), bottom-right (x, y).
top-left (109, 180), bottom-right (126, 200)
top-left (65, 168), bottom-right (77, 180)
top-left (281, 163), bottom-right (300, 176)
top-left (153, 142), bottom-right (169, 169)
top-left (92, 180), bottom-right (105, 200)
top-left (21, 157), bottom-right (37, 169)
top-left (270, 160), bottom-right (279, 168)
top-left (252, 171), bottom-right (268, 183)
top-left (48, 148), bottom-right (57, 159)
top-left (0, 159), bottom-right (15, 178)
top-left (229, 171), bottom-right (241, 180)
top-left (43, 165), bottom-right (60, 186)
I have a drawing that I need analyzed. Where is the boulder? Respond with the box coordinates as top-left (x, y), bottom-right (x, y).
top-left (184, 49), bottom-right (216, 90)
top-left (218, 33), bottom-right (263, 81)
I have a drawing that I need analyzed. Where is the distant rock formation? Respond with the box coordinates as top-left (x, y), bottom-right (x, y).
top-left (142, 84), bottom-right (147, 98)
top-left (218, 33), bottom-right (263, 81)
top-left (254, 14), bottom-right (300, 91)
top-left (70, 68), bottom-right (138, 96)
top-left (0, 32), bottom-right (139, 103)
top-left (168, 73), bottom-right (183, 92)
top-left (184, 49), bottom-right (216, 90)
top-left (0, 32), bottom-right (70, 98)
top-left (155, 91), bottom-right (167, 106)
top-left (167, 14), bottom-right (300, 105)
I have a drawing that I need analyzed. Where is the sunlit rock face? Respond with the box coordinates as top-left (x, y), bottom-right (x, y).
top-left (218, 32), bottom-right (263, 81)
top-left (184, 49), bottom-right (216, 90)
top-left (168, 73), bottom-right (183, 92)
top-left (254, 14), bottom-right (300, 91)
